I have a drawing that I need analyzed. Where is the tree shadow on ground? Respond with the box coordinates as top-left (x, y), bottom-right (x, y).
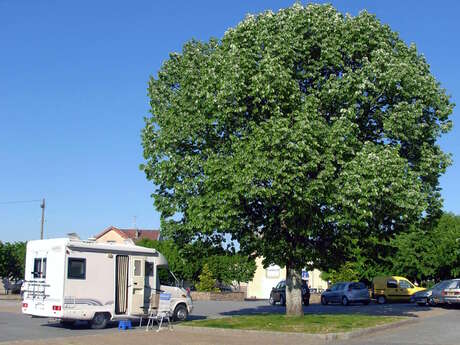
top-left (218, 302), bottom-right (436, 318)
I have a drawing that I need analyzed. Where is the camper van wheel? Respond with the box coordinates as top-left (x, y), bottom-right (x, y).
top-left (377, 295), bottom-right (387, 305)
top-left (173, 304), bottom-right (188, 322)
top-left (90, 313), bottom-right (110, 329)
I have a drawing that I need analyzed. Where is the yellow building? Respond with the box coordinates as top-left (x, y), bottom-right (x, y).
top-left (246, 257), bottom-right (328, 299)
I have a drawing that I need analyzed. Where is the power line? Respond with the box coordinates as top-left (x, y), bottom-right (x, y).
top-left (0, 199), bottom-right (42, 205)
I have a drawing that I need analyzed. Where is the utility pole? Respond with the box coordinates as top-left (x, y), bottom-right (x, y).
top-left (40, 198), bottom-right (45, 239)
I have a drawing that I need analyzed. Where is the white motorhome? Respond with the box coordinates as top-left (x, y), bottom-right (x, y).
top-left (21, 238), bottom-right (192, 328)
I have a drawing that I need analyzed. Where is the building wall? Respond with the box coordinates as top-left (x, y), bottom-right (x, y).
top-left (95, 231), bottom-right (126, 244)
top-left (246, 257), bottom-right (328, 299)
top-left (308, 269), bottom-right (329, 291)
top-left (246, 257), bottom-right (285, 300)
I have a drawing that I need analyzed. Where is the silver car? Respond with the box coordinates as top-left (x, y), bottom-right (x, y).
top-left (411, 280), bottom-right (452, 306)
top-left (442, 279), bottom-right (460, 305)
top-left (321, 282), bottom-right (370, 306)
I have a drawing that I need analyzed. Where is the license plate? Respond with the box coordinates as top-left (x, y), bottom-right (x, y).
top-left (35, 302), bottom-right (44, 310)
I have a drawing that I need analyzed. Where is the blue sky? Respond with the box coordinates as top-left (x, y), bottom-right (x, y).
top-left (1, 1), bottom-right (459, 242)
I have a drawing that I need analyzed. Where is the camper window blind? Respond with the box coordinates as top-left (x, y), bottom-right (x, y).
top-left (116, 255), bottom-right (128, 314)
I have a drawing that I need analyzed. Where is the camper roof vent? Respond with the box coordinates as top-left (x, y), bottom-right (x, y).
top-left (87, 237), bottom-right (96, 242)
top-left (67, 233), bottom-right (80, 241)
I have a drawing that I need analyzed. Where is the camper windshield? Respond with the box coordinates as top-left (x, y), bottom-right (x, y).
top-left (158, 266), bottom-right (181, 287)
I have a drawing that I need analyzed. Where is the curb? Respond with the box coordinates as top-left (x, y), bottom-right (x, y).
top-left (175, 317), bottom-right (419, 342)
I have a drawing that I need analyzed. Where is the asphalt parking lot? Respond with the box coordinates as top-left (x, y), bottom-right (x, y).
top-left (191, 299), bottom-right (439, 319)
top-left (0, 299), bottom-right (458, 344)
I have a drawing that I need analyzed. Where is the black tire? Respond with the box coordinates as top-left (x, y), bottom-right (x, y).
top-left (269, 295), bottom-right (276, 305)
top-left (173, 304), bottom-right (188, 322)
top-left (90, 313), bottom-right (109, 329)
top-left (342, 296), bottom-right (349, 306)
top-left (321, 296), bottom-right (328, 305)
top-left (377, 295), bottom-right (387, 305)
top-left (279, 295), bottom-right (286, 306)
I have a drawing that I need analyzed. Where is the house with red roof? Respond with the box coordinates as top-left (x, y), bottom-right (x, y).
top-left (94, 226), bottom-right (160, 244)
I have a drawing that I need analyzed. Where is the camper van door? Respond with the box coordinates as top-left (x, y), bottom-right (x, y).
top-left (129, 256), bottom-right (146, 315)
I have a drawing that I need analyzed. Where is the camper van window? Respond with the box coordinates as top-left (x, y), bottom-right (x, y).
top-left (42, 258), bottom-right (47, 278)
top-left (134, 260), bottom-right (141, 276)
top-left (145, 262), bottom-right (154, 276)
top-left (33, 258), bottom-right (47, 278)
top-left (157, 267), bottom-right (175, 286)
top-left (68, 258), bottom-right (86, 279)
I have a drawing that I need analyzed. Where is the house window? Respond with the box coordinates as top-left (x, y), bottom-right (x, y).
top-left (68, 258), bottom-right (86, 279)
top-left (33, 258), bottom-right (47, 278)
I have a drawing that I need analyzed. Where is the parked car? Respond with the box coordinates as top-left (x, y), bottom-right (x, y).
top-left (411, 280), bottom-right (452, 306)
top-left (269, 280), bottom-right (310, 306)
top-left (320, 282), bottom-right (370, 306)
top-left (372, 276), bottom-right (425, 304)
top-left (1, 278), bottom-right (23, 294)
top-left (441, 279), bottom-right (460, 305)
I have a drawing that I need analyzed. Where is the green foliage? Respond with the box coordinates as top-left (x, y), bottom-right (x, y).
top-left (196, 263), bottom-right (218, 292)
top-left (0, 241), bottom-right (26, 281)
top-left (136, 238), bottom-right (255, 287)
top-left (205, 254), bottom-right (256, 288)
top-left (390, 213), bottom-right (460, 282)
top-left (136, 238), bottom-right (189, 280)
top-left (320, 262), bottom-right (361, 284)
top-left (142, 4), bottom-right (453, 313)
top-left (323, 213), bottom-right (460, 285)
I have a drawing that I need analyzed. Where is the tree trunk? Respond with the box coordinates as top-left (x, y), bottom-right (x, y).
top-left (285, 265), bottom-right (303, 316)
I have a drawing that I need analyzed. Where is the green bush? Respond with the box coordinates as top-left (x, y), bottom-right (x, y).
top-left (196, 264), bottom-right (219, 292)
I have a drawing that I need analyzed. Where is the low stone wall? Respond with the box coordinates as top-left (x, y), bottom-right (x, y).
top-left (191, 291), bottom-right (246, 301)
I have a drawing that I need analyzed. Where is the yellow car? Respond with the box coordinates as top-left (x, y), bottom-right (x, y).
top-left (372, 276), bottom-right (425, 304)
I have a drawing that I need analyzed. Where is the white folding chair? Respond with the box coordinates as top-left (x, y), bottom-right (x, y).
top-left (155, 293), bottom-right (173, 332)
top-left (145, 292), bottom-right (160, 331)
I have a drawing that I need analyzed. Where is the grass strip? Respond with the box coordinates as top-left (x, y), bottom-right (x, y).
top-left (183, 314), bottom-right (404, 334)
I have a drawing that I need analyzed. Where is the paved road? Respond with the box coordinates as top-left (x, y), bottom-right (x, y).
top-left (338, 308), bottom-right (460, 345)
top-left (0, 299), bottom-right (458, 344)
top-left (0, 310), bottom-right (115, 343)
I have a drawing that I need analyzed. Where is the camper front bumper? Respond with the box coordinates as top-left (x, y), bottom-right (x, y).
top-left (186, 297), bottom-right (193, 313)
